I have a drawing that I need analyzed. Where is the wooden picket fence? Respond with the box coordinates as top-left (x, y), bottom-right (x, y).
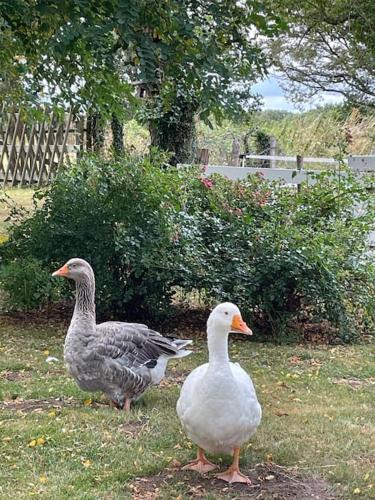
top-left (0, 109), bottom-right (86, 187)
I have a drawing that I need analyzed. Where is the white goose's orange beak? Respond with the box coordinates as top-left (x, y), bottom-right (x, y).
top-left (52, 263), bottom-right (69, 277)
top-left (231, 314), bottom-right (253, 335)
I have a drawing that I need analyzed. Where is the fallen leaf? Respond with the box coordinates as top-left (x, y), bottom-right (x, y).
top-left (28, 439), bottom-right (37, 448)
top-left (289, 355), bottom-right (302, 365)
top-left (169, 458), bottom-right (181, 468)
top-left (353, 487), bottom-right (361, 494)
top-left (83, 399), bottom-right (92, 406)
top-left (275, 410), bottom-right (289, 417)
top-left (277, 382), bottom-right (288, 388)
top-left (39, 475), bottom-right (48, 484)
top-left (81, 459), bottom-right (92, 468)
top-left (36, 437), bottom-right (46, 446)
top-left (266, 453), bottom-right (273, 462)
top-left (43, 350), bottom-right (49, 356)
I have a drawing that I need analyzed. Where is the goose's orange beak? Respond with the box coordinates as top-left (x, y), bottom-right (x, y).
top-left (231, 314), bottom-right (253, 335)
top-left (52, 263), bottom-right (69, 277)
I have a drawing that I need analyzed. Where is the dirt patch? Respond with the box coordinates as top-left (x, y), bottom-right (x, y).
top-left (159, 370), bottom-right (190, 389)
top-left (1, 370), bottom-right (32, 382)
top-left (0, 301), bottom-right (72, 328)
top-left (128, 463), bottom-right (335, 499)
top-left (118, 416), bottom-right (151, 439)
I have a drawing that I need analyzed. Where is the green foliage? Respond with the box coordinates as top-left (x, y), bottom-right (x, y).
top-left (0, 153), bottom-right (183, 319)
top-left (0, 257), bottom-right (59, 311)
top-left (197, 105), bottom-right (375, 163)
top-left (1, 156), bottom-right (373, 341)
top-left (267, 0), bottom-right (375, 107)
top-left (0, 0), bottom-right (284, 121)
top-left (174, 168), bottom-right (374, 341)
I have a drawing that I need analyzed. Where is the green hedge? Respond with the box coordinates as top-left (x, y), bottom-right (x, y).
top-left (0, 153), bottom-right (374, 341)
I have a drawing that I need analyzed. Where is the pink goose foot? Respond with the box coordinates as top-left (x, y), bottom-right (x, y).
top-left (182, 447), bottom-right (218, 474)
top-left (216, 447), bottom-right (251, 485)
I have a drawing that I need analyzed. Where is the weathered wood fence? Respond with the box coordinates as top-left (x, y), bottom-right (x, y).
top-left (0, 110), bottom-right (86, 187)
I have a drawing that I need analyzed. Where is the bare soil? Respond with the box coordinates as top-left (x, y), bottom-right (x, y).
top-left (128, 463), bottom-right (335, 499)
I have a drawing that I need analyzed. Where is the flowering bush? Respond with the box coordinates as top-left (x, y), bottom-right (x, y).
top-left (0, 155), bottom-right (374, 341)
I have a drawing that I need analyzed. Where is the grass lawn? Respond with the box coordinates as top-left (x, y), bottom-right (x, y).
top-left (0, 188), bottom-right (36, 237)
top-left (0, 320), bottom-right (374, 499)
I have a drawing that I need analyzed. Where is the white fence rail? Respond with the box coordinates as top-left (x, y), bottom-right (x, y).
top-left (206, 165), bottom-right (315, 184)
top-left (348, 155), bottom-right (375, 172)
top-left (241, 154), bottom-right (344, 167)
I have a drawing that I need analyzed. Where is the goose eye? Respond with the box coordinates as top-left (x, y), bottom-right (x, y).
top-left (224, 311), bottom-right (228, 315)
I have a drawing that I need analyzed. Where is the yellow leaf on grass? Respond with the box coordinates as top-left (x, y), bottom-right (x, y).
top-left (28, 437), bottom-right (45, 447)
top-left (364, 473), bottom-right (370, 481)
top-left (266, 453), bottom-right (273, 462)
top-left (82, 459), bottom-right (92, 468)
top-left (39, 476), bottom-right (48, 484)
top-left (83, 399), bottom-right (92, 406)
top-left (48, 410), bottom-right (56, 417)
top-left (43, 350), bottom-right (49, 356)
top-left (353, 488), bottom-right (361, 494)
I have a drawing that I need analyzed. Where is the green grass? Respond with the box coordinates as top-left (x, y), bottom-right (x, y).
top-left (0, 321), bottom-right (374, 499)
top-left (0, 188), bottom-right (36, 237)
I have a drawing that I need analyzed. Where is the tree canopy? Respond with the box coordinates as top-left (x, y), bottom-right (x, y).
top-left (268, 0), bottom-right (375, 107)
top-left (0, 0), bottom-right (284, 121)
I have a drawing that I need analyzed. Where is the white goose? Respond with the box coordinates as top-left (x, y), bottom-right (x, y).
top-left (176, 302), bottom-right (261, 484)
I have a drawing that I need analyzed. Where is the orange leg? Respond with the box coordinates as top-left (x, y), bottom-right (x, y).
top-left (182, 447), bottom-right (217, 474)
top-left (216, 447), bottom-right (251, 484)
top-left (124, 398), bottom-right (131, 411)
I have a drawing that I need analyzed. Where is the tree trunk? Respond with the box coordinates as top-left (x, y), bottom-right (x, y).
top-left (149, 97), bottom-right (198, 166)
top-left (87, 112), bottom-right (105, 153)
top-left (111, 114), bottom-right (124, 154)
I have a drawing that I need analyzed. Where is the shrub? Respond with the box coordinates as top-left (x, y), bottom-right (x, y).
top-left (0, 257), bottom-right (60, 311)
top-left (175, 169), bottom-right (375, 341)
top-left (0, 154), bottom-right (373, 341)
top-left (0, 152), bottom-right (184, 319)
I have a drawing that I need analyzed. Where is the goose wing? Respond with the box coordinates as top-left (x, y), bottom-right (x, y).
top-left (94, 321), bottom-right (180, 371)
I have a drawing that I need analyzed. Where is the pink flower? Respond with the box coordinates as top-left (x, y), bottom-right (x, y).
top-left (200, 177), bottom-right (214, 189)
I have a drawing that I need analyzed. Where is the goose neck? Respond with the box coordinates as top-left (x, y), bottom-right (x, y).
top-left (73, 274), bottom-right (96, 323)
top-left (207, 324), bottom-right (230, 364)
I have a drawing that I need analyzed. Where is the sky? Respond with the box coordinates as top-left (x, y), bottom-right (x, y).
top-left (253, 76), bottom-right (344, 112)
